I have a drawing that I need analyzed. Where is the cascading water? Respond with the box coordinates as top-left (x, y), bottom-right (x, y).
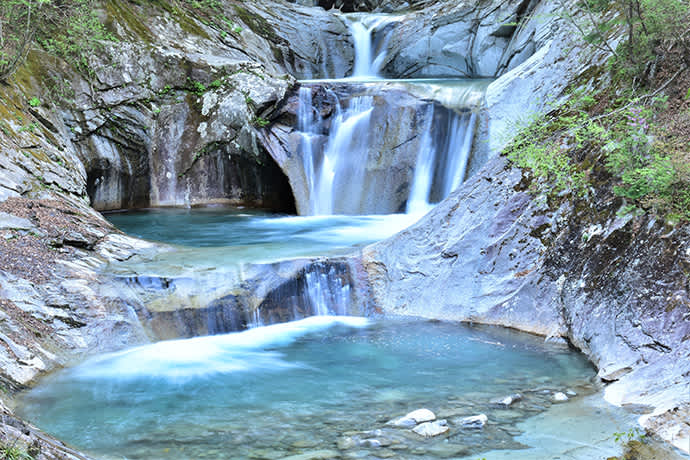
top-left (314, 96), bottom-right (374, 215)
top-left (407, 106), bottom-right (479, 214)
top-left (303, 264), bottom-right (351, 316)
top-left (295, 80), bottom-right (487, 217)
top-left (298, 88), bottom-right (376, 215)
top-left (345, 14), bottom-right (401, 79)
top-left (441, 111), bottom-right (477, 197)
top-left (298, 87), bottom-right (318, 204)
top-left (406, 105), bottom-right (436, 215)
top-left (248, 264), bottom-right (351, 327)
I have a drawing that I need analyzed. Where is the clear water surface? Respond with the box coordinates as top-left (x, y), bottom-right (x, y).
top-left (16, 317), bottom-right (637, 460)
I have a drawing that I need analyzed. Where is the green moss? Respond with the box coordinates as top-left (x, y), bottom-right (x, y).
top-left (104, 0), bottom-right (210, 42)
top-left (103, 0), bottom-right (156, 42)
top-left (232, 5), bottom-right (280, 43)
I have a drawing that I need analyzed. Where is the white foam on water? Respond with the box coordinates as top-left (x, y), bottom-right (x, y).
top-left (70, 316), bottom-right (369, 381)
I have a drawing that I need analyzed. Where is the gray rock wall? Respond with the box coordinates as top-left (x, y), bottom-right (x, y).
top-left (380, 0), bottom-right (539, 78)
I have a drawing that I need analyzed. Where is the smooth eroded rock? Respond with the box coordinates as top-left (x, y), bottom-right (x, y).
top-left (411, 420), bottom-right (449, 437)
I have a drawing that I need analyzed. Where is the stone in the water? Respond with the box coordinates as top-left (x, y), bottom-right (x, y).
top-left (412, 420), bottom-right (449, 437)
top-left (490, 393), bottom-right (522, 407)
top-left (388, 408), bottom-right (436, 427)
top-left (425, 442), bottom-right (470, 458)
top-left (249, 448), bottom-right (287, 459)
top-left (337, 437), bottom-right (357, 450)
top-left (552, 392), bottom-right (569, 402)
top-left (292, 440), bottom-right (319, 448)
top-left (359, 439), bottom-right (384, 448)
top-left (459, 414), bottom-right (488, 429)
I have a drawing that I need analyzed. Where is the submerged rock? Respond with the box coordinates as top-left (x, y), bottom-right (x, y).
top-left (425, 442), bottom-right (470, 458)
top-left (491, 393), bottom-right (522, 407)
top-left (279, 450), bottom-right (340, 460)
top-left (458, 414), bottom-right (488, 429)
top-left (411, 420), bottom-right (449, 437)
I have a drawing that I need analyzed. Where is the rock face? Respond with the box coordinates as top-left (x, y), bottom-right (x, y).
top-left (0, 198), bottom-right (154, 390)
top-left (379, 0), bottom-right (540, 78)
top-left (472, 0), bottom-right (613, 170)
top-left (3, 0), bottom-right (358, 213)
top-left (62, 1), bottom-right (305, 211)
top-left (234, 0), bottom-right (354, 79)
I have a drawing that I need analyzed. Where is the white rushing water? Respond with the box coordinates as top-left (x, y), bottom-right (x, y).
top-left (407, 108), bottom-right (478, 213)
top-left (345, 14), bottom-right (401, 79)
top-left (402, 80), bottom-right (488, 213)
top-left (302, 93), bottom-right (375, 215)
top-left (71, 316), bottom-right (369, 380)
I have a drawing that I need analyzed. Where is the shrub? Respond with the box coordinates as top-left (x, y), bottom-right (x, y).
top-left (559, 0), bottom-right (690, 84)
top-left (0, 0), bottom-right (115, 81)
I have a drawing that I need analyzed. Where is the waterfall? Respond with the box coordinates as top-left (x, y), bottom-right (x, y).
top-left (303, 265), bottom-right (351, 317)
top-left (407, 108), bottom-right (478, 213)
top-left (253, 262), bottom-right (356, 326)
top-left (306, 94), bottom-right (375, 215)
top-left (345, 14), bottom-right (400, 79)
top-left (440, 111), bottom-right (477, 198)
top-left (298, 87), bottom-right (318, 205)
top-left (406, 105), bottom-right (436, 215)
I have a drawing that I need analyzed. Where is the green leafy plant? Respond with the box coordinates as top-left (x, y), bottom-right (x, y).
top-left (35, 0), bottom-right (117, 77)
top-left (0, 442), bottom-right (34, 460)
top-left (613, 427), bottom-right (647, 444)
top-left (0, 0), bottom-right (117, 81)
top-left (27, 97), bottom-right (40, 107)
top-left (252, 116), bottom-right (270, 128)
top-left (504, 92), bottom-right (595, 198)
top-left (186, 78), bottom-right (206, 95)
top-left (18, 122), bottom-right (38, 133)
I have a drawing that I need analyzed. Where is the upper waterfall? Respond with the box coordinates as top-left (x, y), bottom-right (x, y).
top-left (344, 14), bottom-right (401, 79)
